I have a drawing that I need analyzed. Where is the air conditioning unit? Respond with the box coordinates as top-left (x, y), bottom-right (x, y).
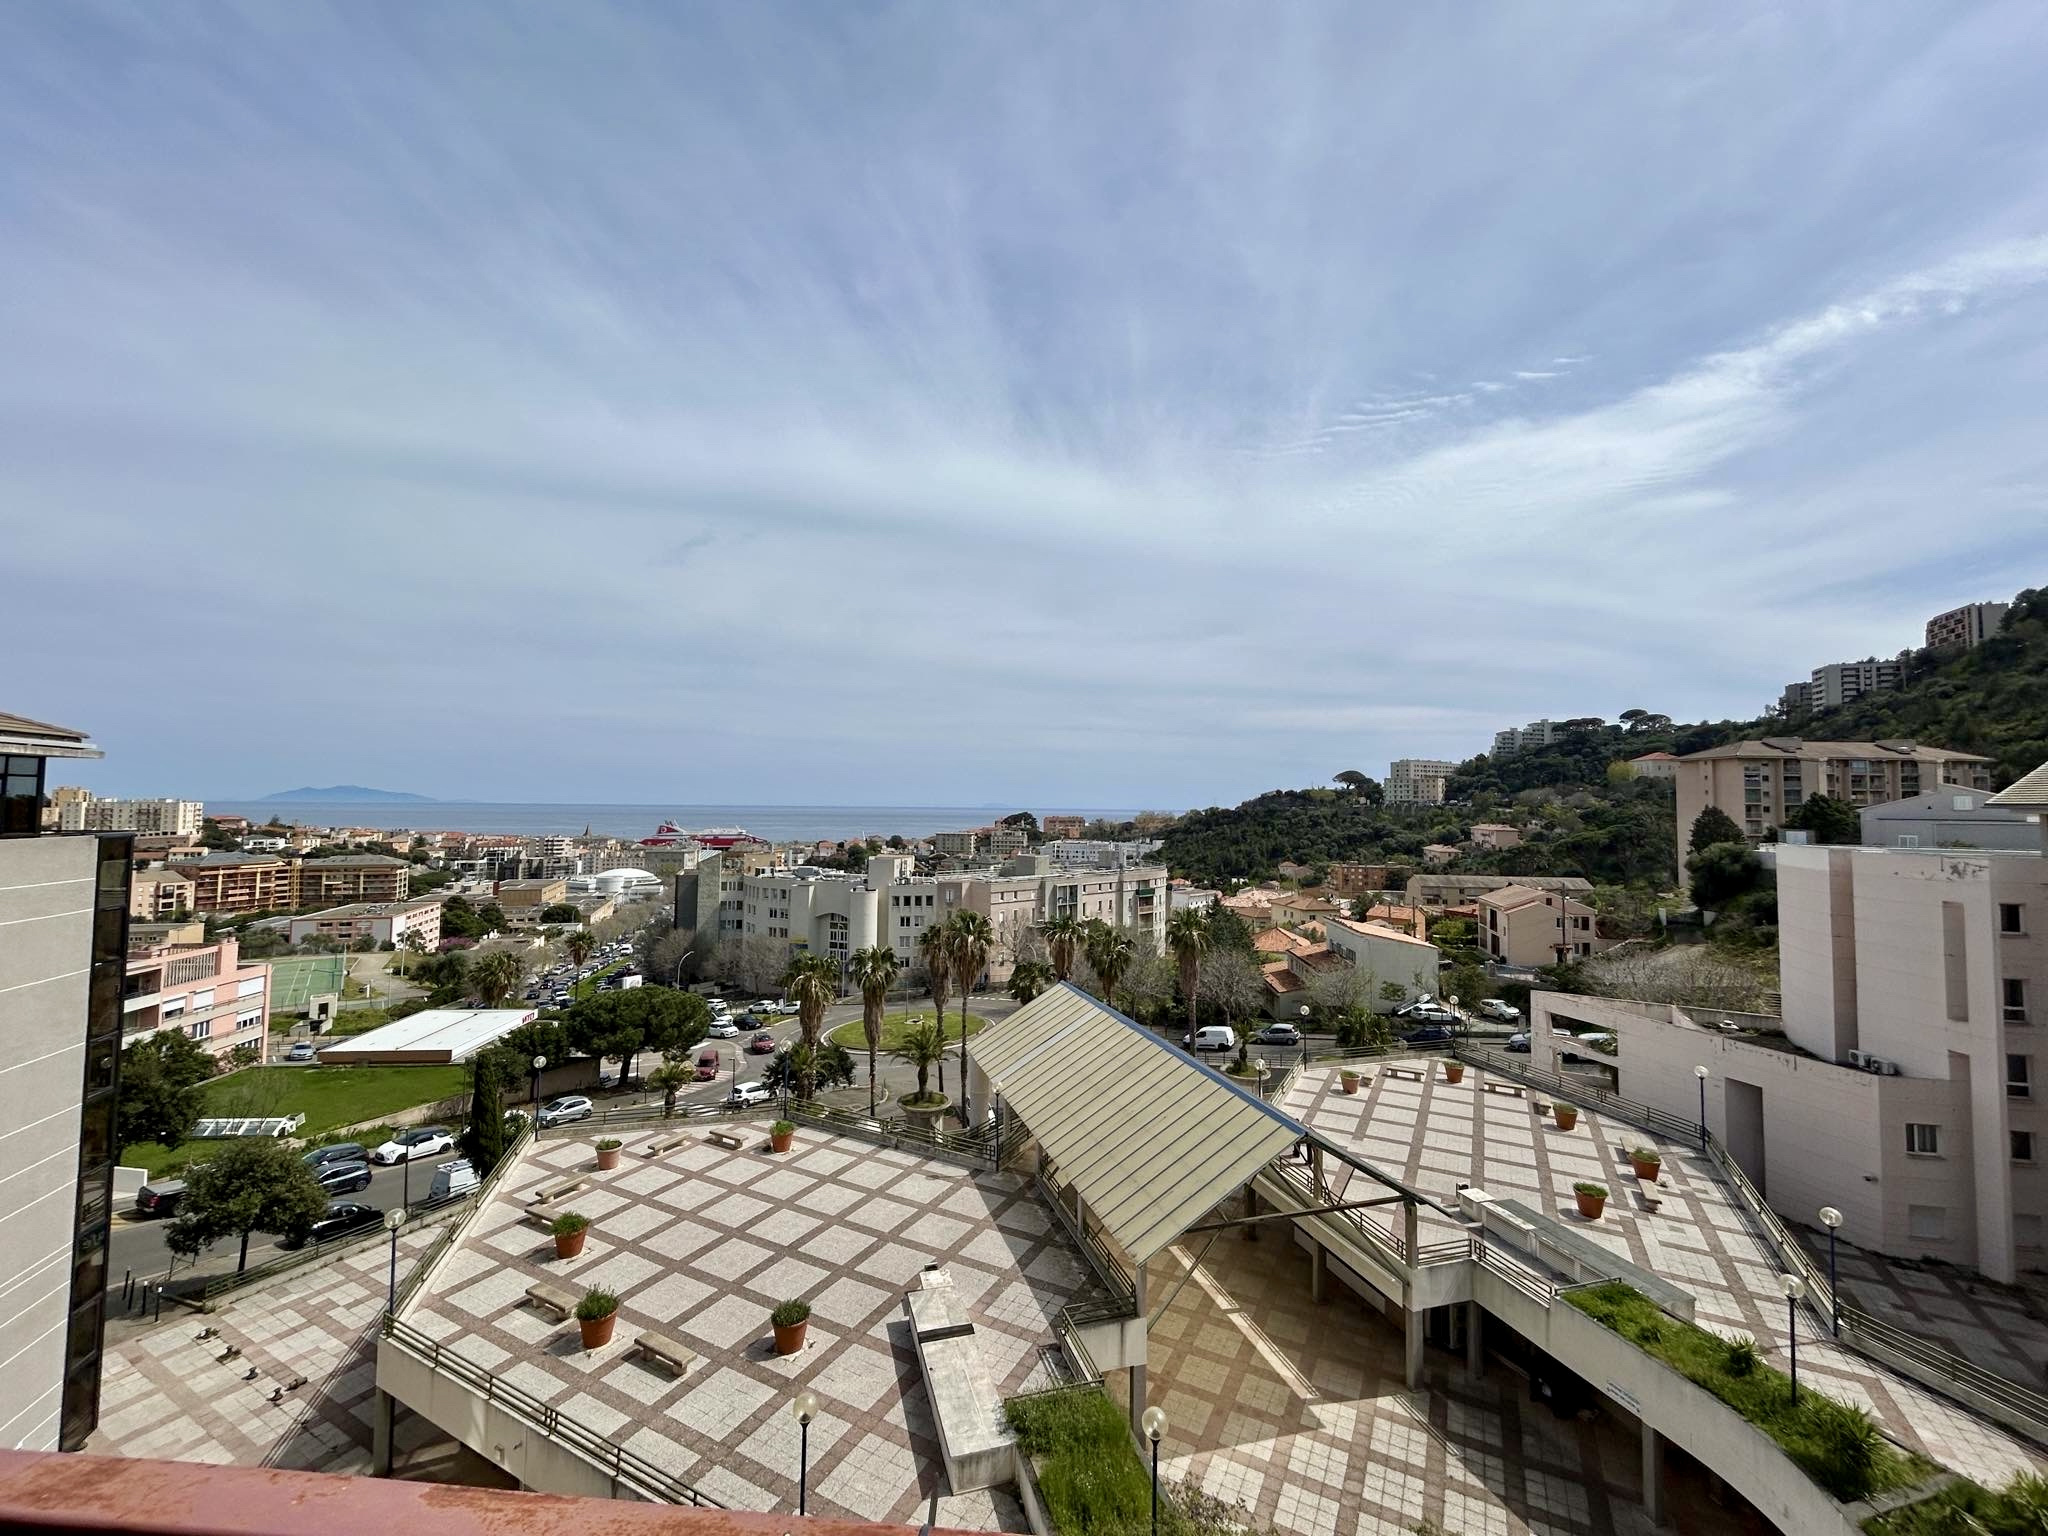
top-left (1847, 1049), bottom-right (1871, 1069)
top-left (1873, 1057), bottom-right (1901, 1076)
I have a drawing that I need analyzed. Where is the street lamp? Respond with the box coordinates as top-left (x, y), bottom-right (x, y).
top-left (1693, 1064), bottom-right (1709, 1150)
top-left (670, 948), bottom-right (694, 987)
top-left (1140, 1405), bottom-right (1168, 1536)
top-left (1254, 1058), bottom-right (1268, 1100)
top-left (1781, 1273), bottom-right (1805, 1402)
top-left (1299, 1005), bottom-right (1311, 1064)
top-left (384, 1206), bottom-right (407, 1315)
top-left (791, 1388), bottom-right (818, 1515)
top-left (1818, 1206), bottom-right (1844, 1336)
top-left (531, 1054), bottom-right (547, 1121)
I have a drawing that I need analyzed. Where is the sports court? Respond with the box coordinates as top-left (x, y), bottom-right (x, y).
top-left (266, 955), bottom-right (348, 1011)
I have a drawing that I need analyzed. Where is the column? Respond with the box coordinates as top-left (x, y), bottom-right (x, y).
top-left (1464, 1300), bottom-right (1482, 1377)
top-left (1641, 1422), bottom-right (1665, 1527)
top-left (1129, 1264), bottom-right (1149, 1436)
top-left (1244, 1181), bottom-right (1258, 1242)
top-left (371, 1389), bottom-right (395, 1478)
top-left (1403, 1303), bottom-right (1424, 1389)
top-left (1310, 1240), bottom-right (1326, 1304)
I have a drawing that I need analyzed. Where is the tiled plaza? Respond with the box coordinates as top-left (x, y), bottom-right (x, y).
top-left (404, 1123), bottom-right (1103, 1525)
top-left (1281, 1062), bottom-right (2046, 1491)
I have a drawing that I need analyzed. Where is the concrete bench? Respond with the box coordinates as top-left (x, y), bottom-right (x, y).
top-left (525, 1283), bottom-right (577, 1321)
top-left (643, 1133), bottom-right (689, 1158)
top-left (631, 1330), bottom-right (696, 1377)
top-left (528, 1178), bottom-right (584, 1209)
top-left (905, 1269), bottom-right (1012, 1493)
top-left (1385, 1066), bottom-right (1425, 1083)
top-left (1482, 1081), bottom-right (1526, 1099)
top-left (705, 1129), bottom-right (747, 1152)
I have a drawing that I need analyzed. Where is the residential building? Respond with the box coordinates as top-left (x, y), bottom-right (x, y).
top-left (1672, 737), bottom-right (1994, 869)
top-left (292, 853), bottom-right (410, 907)
top-left (1040, 814), bottom-right (1086, 840)
top-left (1926, 600), bottom-right (2010, 651)
top-left (127, 868), bottom-right (195, 920)
top-left (1324, 862), bottom-right (1390, 897)
top-left (1477, 883), bottom-right (1604, 966)
top-left (1809, 656), bottom-right (1902, 711)
top-left (1468, 823), bottom-right (1521, 850)
top-left (1218, 886), bottom-right (1280, 930)
top-left (1778, 679), bottom-right (1814, 716)
top-left (1421, 843), bottom-right (1459, 866)
top-left (1386, 758), bottom-right (1456, 805)
top-left (1319, 915), bottom-right (1441, 1002)
top-left (41, 783), bottom-right (93, 831)
top-left (168, 851), bottom-right (293, 914)
top-left (285, 899), bottom-right (443, 951)
top-left (1406, 873), bottom-right (1593, 909)
top-left (1858, 788), bottom-right (2042, 853)
top-left (1267, 889), bottom-right (1343, 929)
top-left (0, 711), bottom-right (132, 1451)
top-left (492, 877), bottom-right (568, 923)
top-left (1626, 752), bottom-right (1679, 781)
top-left (1041, 838), bottom-right (1163, 869)
top-left (123, 934), bottom-right (270, 1062)
top-left (62, 797), bottom-right (203, 837)
top-left (1170, 881), bottom-right (1220, 912)
top-left (1490, 719), bottom-right (1563, 758)
top-left (930, 829), bottom-right (979, 857)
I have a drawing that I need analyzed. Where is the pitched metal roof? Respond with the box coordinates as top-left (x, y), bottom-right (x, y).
top-left (970, 984), bottom-right (1306, 1263)
top-left (1989, 759), bottom-right (2048, 810)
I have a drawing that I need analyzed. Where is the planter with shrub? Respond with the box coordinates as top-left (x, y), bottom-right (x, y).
top-left (771, 1297), bottom-right (811, 1355)
top-left (897, 1093), bottom-right (949, 1130)
top-left (1573, 1181), bottom-right (1608, 1220)
top-left (594, 1137), bottom-right (622, 1171)
top-left (1443, 1062), bottom-right (1465, 1085)
top-left (1553, 1102), bottom-right (1579, 1131)
top-left (1339, 1070), bottom-right (1360, 1095)
top-left (1629, 1146), bottom-right (1662, 1182)
top-left (769, 1119), bottom-right (795, 1153)
top-left (551, 1210), bottom-right (590, 1260)
top-left (575, 1286), bottom-right (619, 1349)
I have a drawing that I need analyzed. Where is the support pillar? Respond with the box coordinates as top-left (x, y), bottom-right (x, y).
top-left (1641, 1422), bottom-right (1665, 1527)
top-left (1310, 1240), bottom-right (1326, 1304)
top-left (1464, 1300), bottom-right (1483, 1377)
top-left (1244, 1182), bottom-right (1258, 1242)
top-left (370, 1389), bottom-right (395, 1478)
top-left (1403, 1302), bottom-right (1424, 1389)
top-left (1129, 1265), bottom-right (1149, 1436)
top-left (1402, 1198), bottom-right (1419, 1264)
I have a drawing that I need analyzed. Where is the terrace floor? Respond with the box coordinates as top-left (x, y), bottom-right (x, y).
top-left (405, 1123), bottom-right (1105, 1525)
top-left (1280, 1062), bottom-right (2046, 1491)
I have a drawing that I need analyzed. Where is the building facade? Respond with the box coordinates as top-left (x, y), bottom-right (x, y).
top-left (123, 935), bottom-right (271, 1062)
top-left (1040, 814), bottom-right (1086, 840)
top-left (1386, 759), bottom-right (1456, 805)
top-left (1477, 884), bottom-right (1604, 966)
top-left (1490, 720), bottom-right (1563, 759)
top-left (293, 854), bottom-right (410, 907)
top-left (0, 712), bottom-right (131, 1452)
top-left (285, 899), bottom-right (443, 951)
top-left (1858, 788), bottom-right (2042, 853)
top-left (166, 852), bottom-right (293, 914)
top-left (60, 797), bottom-right (203, 837)
top-left (127, 869), bottom-right (195, 920)
top-left (1925, 601), bottom-right (2010, 651)
top-left (1809, 657), bottom-right (1902, 711)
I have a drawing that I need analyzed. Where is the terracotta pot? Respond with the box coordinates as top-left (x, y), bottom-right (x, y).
top-left (772, 1319), bottom-right (808, 1356)
top-left (1630, 1156), bottom-right (1662, 1183)
top-left (1574, 1189), bottom-right (1606, 1220)
top-left (770, 1130), bottom-right (794, 1153)
top-left (1444, 1063), bottom-right (1465, 1084)
top-left (554, 1228), bottom-right (588, 1260)
top-left (1553, 1106), bottom-right (1578, 1131)
top-left (578, 1310), bottom-right (617, 1349)
top-left (595, 1146), bottom-right (621, 1171)
top-left (1339, 1072), bottom-right (1359, 1095)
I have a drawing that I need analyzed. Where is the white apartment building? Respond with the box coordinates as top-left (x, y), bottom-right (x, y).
top-left (1490, 720), bottom-right (1563, 759)
top-left (59, 796), bottom-right (204, 837)
top-left (285, 898), bottom-right (443, 951)
top-left (1040, 838), bottom-right (1164, 869)
top-left (1925, 600), bottom-right (2010, 651)
top-left (1386, 759), bottom-right (1456, 805)
top-left (1808, 656), bottom-right (1901, 711)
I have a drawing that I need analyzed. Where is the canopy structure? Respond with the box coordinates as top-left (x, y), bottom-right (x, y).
top-left (970, 984), bottom-right (1307, 1264)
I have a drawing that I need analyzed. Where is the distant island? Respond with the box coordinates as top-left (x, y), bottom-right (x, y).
top-left (258, 786), bottom-right (436, 803)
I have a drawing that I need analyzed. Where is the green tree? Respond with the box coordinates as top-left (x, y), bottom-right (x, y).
top-left (646, 1060), bottom-right (692, 1117)
top-left (1007, 959), bottom-right (1055, 1005)
top-left (918, 923), bottom-right (954, 1090)
top-left (116, 1032), bottom-right (215, 1157)
top-left (1083, 924), bottom-right (1135, 1010)
top-left (1166, 907), bottom-right (1212, 1048)
top-left (1203, 906), bottom-right (1257, 954)
top-left (496, 1018), bottom-right (572, 1075)
top-left (947, 911), bottom-right (993, 1112)
top-left (565, 987), bottom-right (710, 1086)
top-left (1038, 914), bottom-right (1084, 982)
top-left (439, 896), bottom-right (490, 941)
top-left (164, 1139), bottom-right (328, 1274)
top-left (563, 929), bottom-right (597, 967)
top-left (847, 944), bottom-right (900, 1115)
top-left (1688, 842), bottom-right (1766, 910)
top-left (539, 903), bottom-right (581, 925)
top-left (1688, 805), bottom-right (1745, 855)
top-left (898, 1017), bottom-right (948, 1106)
top-left (1782, 793), bottom-right (1860, 846)
top-left (469, 950), bottom-right (524, 1007)
top-left (459, 1050), bottom-right (512, 1175)
top-left (782, 952), bottom-right (840, 1102)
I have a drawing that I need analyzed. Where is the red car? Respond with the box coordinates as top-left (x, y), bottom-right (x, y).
top-left (748, 1031), bottom-right (777, 1054)
top-left (693, 1049), bottom-right (720, 1082)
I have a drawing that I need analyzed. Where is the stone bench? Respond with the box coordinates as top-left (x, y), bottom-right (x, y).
top-left (1482, 1081), bottom-right (1526, 1099)
top-left (904, 1269), bottom-right (1013, 1493)
top-left (528, 1178), bottom-right (584, 1209)
top-left (524, 1282), bottom-right (577, 1321)
top-left (643, 1133), bottom-right (689, 1158)
top-left (631, 1330), bottom-right (696, 1377)
top-left (1384, 1065), bottom-right (1425, 1083)
top-left (705, 1129), bottom-right (747, 1152)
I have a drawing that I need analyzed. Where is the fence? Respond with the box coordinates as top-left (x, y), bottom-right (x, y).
top-left (1452, 1043), bottom-right (1700, 1143)
top-left (188, 1191), bottom-right (473, 1308)
top-left (380, 1315), bottom-right (722, 1505)
top-left (1034, 1168), bottom-right (1137, 1305)
top-left (787, 1101), bottom-right (999, 1171)
top-left (389, 1121), bottom-right (537, 1316)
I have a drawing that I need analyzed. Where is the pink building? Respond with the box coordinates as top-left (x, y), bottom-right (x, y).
top-left (123, 934), bottom-right (272, 1062)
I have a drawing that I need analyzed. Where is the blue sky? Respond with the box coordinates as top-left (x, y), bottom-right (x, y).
top-left (7, 4), bottom-right (2048, 810)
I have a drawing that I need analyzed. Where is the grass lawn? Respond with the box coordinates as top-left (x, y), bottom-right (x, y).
top-left (827, 1008), bottom-right (995, 1054)
top-left (572, 960), bottom-right (624, 1001)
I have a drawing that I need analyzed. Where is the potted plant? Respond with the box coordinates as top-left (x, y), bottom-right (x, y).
top-left (1339, 1069), bottom-right (1360, 1095)
top-left (769, 1119), bottom-right (795, 1153)
top-left (594, 1137), bottom-right (622, 1171)
top-left (896, 1019), bottom-right (950, 1128)
top-left (1573, 1181), bottom-right (1608, 1220)
top-left (1553, 1102), bottom-right (1579, 1131)
top-left (575, 1286), bottom-right (620, 1349)
top-left (551, 1210), bottom-right (590, 1260)
top-left (771, 1297), bottom-right (811, 1355)
top-left (1629, 1146), bottom-right (1662, 1182)
top-left (1444, 1061), bottom-right (1465, 1085)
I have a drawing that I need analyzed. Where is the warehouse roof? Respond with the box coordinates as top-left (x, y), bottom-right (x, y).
top-left (314, 1007), bottom-right (536, 1064)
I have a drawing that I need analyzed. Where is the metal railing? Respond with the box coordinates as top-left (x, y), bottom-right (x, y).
top-left (381, 1315), bottom-right (722, 1505)
top-left (1452, 1044), bottom-right (1701, 1143)
top-left (1262, 1156), bottom-right (1417, 1268)
top-left (787, 1101), bottom-right (999, 1170)
top-left (1469, 1230), bottom-right (1560, 1304)
top-left (1035, 1169), bottom-right (1137, 1306)
top-left (390, 1121), bottom-right (536, 1315)
top-left (193, 1191), bottom-right (472, 1306)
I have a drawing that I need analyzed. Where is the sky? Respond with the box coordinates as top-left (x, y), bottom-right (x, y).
top-left (6, 4), bottom-right (2048, 811)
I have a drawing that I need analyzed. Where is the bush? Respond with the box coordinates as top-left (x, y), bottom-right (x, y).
top-left (1723, 1337), bottom-right (1758, 1376)
top-left (1573, 1181), bottom-right (1608, 1200)
top-left (594, 1137), bottom-right (622, 1151)
top-left (1630, 1146), bottom-right (1661, 1166)
top-left (574, 1287), bottom-right (618, 1322)
top-left (771, 1298), bottom-right (810, 1328)
top-left (551, 1211), bottom-right (590, 1237)
top-left (771, 1119), bottom-right (795, 1136)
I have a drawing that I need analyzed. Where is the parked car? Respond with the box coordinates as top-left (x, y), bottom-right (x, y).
top-left (705, 1018), bottom-right (739, 1039)
top-left (1393, 995), bottom-right (1435, 1019)
top-left (285, 1041), bottom-right (317, 1062)
top-left (537, 1095), bottom-right (593, 1127)
top-left (694, 1049), bottom-right (720, 1082)
top-left (285, 1200), bottom-right (383, 1249)
top-left (368, 1126), bottom-right (456, 1165)
top-left (1504, 1032), bottom-right (1532, 1053)
top-left (1184, 1025), bottom-right (1237, 1053)
top-left (134, 1179), bottom-right (186, 1218)
top-left (726, 1079), bottom-right (775, 1107)
top-left (303, 1143), bottom-right (367, 1169)
top-left (314, 1160), bottom-right (373, 1196)
top-left (1406, 1004), bottom-right (1459, 1026)
top-left (1478, 999), bottom-right (1522, 1023)
top-left (748, 1000), bottom-right (778, 1013)
top-left (1401, 1024), bottom-right (1454, 1045)
top-left (706, 999), bottom-right (731, 1017)
top-left (426, 1159), bottom-right (478, 1203)
top-left (1253, 1023), bottom-right (1303, 1047)
top-left (748, 1031), bottom-right (778, 1054)
top-left (773, 1001), bottom-right (801, 1016)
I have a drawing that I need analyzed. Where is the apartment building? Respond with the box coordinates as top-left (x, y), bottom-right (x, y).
top-left (1810, 656), bottom-right (1902, 711)
top-left (1040, 838), bottom-right (1163, 869)
top-left (1325, 863), bottom-right (1390, 897)
top-left (292, 853), bottom-right (409, 906)
top-left (1386, 758), bottom-right (1456, 805)
top-left (1040, 814), bottom-right (1086, 840)
top-left (1406, 873), bottom-right (1593, 909)
top-left (1477, 883), bottom-right (1605, 966)
top-left (58, 796), bottom-right (203, 837)
top-left (1469, 823), bottom-right (1521, 850)
top-left (1672, 737), bottom-right (1994, 870)
top-left (1626, 751), bottom-right (1679, 781)
top-left (0, 711), bottom-right (132, 1452)
top-left (1926, 600), bottom-right (2010, 650)
top-left (1319, 915), bottom-right (1441, 1002)
top-left (123, 934), bottom-right (271, 1062)
top-left (1858, 788), bottom-right (2042, 853)
top-left (168, 851), bottom-right (293, 914)
top-left (127, 868), bottom-right (195, 919)
top-left (492, 878), bottom-right (568, 921)
top-left (1490, 719), bottom-right (1563, 758)
top-left (285, 899), bottom-right (442, 951)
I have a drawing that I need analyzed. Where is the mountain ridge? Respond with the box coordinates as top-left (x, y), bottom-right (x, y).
top-left (258, 785), bottom-right (436, 803)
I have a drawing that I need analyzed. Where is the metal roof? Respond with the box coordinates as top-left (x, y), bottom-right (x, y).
top-left (1988, 759), bottom-right (2048, 810)
top-left (970, 984), bottom-right (1307, 1263)
top-left (315, 1007), bottom-right (537, 1063)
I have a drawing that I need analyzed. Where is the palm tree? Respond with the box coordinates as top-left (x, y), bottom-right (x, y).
top-left (1039, 914), bottom-right (1084, 982)
top-left (917, 923), bottom-right (954, 1094)
top-left (899, 1017), bottom-right (949, 1106)
top-left (947, 911), bottom-right (993, 1116)
top-left (564, 929), bottom-right (596, 968)
top-left (1007, 960), bottom-right (1055, 1005)
top-left (1085, 925), bottom-right (1136, 1010)
top-left (781, 953), bottom-right (839, 1102)
top-left (1166, 908), bottom-right (1211, 1049)
top-left (470, 950), bottom-right (524, 1008)
top-left (646, 1060), bottom-right (692, 1118)
top-left (847, 944), bottom-right (899, 1115)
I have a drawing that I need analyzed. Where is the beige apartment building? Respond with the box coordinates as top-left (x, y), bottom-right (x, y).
top-left (128, 868), bottom-right (195, 920)
top-left (168, 852), bottom-right (294, 914)
top-left (1673, 737), bottom-right (1993, 870)
top-left (292, 853), bottom-right (410, 906)
top-left (65, 796), bottom-right (203, 837)
top-left (1469, 823), bottom-right (1521, 850)
top-left (492, 877), bottom-right (569, 922)
top-left (1386, 758), bottom-right (1456, 805)
top-left (1477, 883), bottom-right (1605, 967)
top-left (285, 898), bottom-right (442, 951)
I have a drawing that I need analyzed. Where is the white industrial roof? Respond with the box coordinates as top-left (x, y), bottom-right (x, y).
top-left (315, 1007), bottom-right (537, 1063)
top-left (969, 984), bottom-right (1306, 1264)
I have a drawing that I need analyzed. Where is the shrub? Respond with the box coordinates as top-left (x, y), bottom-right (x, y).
top-left (1723, 1337), bottom-right (1759, 1376)
top-left (1790, 1397), bottom-right (1884, 1503)
top-left (574, 1287), bottom-right (619, 1322)
top-left (551, 1211), bottom-right (590, 1237)
top-left (771, 1298), bottom-right (810, 1328)
top-left (771, 1119), bottom-right (795, 1136)
top-left (1573, 1182), bottom-right (1608, 1200)
top-left (1631, 1146), bottom-right (1661, 1166)
top-left (594, 1137), bottom-right (622, 1151)
top-left (1554, 1102), bottom-right (1577, 1115)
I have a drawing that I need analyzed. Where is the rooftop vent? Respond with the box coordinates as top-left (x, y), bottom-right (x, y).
top-left (1760, 737), bottom-right (1803, 753)
top-left (1874, 739), bottom-right (1919, 755)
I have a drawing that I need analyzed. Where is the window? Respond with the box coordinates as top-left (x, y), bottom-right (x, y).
top-left (2008, 979), bottom-right (2030, 1025)
top-left (1895, 834), bottom-right (1921, 848)
top-left (1907, 1205), bottom-right (1948, 1242)
top-left (2012, 1130), bottom-right (2035, 1163)
top-left (2, 753), bottom-right (45, 837)
top-left (2009, 1055), bottom-right (2032, 1099)
top-left (1905, 1122), bottom-right (1940, 1156)
top-left (2004, 904), bottom-right (2027, 935)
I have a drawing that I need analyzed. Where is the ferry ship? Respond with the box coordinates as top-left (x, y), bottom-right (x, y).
top-left (637, 821), bottom-right (755, 849)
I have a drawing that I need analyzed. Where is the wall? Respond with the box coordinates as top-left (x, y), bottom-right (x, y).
top-left (1775, 848), bottom-right (1857, 1061)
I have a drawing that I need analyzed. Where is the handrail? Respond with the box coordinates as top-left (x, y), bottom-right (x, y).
top-left (196, 1192), bottom-right (472, 1304)
top-left (381, 1315), bottom-right (722, 1505)
top-left (786, 1100), bottom-right (999, 1169)
top-left (389, 1121), bottom-right (536, 1314)
top-left (1262, 1157), bottom-right (1416, 1267)
top-left (1453, 1044), bottom-right (1700, 1143)
top-left (1035, 1168), bottom-right (1136, 1305)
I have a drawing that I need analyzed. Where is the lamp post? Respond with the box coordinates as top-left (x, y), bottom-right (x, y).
top-left (384, 1206), bottom-right (407, 1315)
top-left (1141, 1405), bottom-right (1167, 1536)
top-left (1782, 1273), bottom-right (1805, 1403)
top-left (670, 948), bottom-right (694, 987)
top-left (1693, 1064), bottom-right (1709, 1150)
top-left (531, 1054), bottom-right (547, 1121)
top-left (1448, 994), bottom-right (1461, 1041)
top-left (1253, 1058), bottom-right (1269, 1101)
top-left (791, 1388), bottom-right (818, 1515)
top-left (1299, 1005), bottom-right (1311, 1065)
top-left (1818, 1206), bottom-right (1843, 1336)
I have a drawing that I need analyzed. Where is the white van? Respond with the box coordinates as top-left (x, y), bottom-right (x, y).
top-left (1186, 1025), bottom-right (1237, 1053)
top-left (427, 1159), bottom-right (478, 1203)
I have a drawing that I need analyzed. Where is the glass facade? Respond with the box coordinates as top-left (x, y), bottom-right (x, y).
top-left (59, 834), bottom-right (130, 1451)
top-left (1, 753), bottom-right (45, 837)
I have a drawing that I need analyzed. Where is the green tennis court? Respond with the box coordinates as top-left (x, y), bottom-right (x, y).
top-left (266, 955), bottom-right (348, 1011)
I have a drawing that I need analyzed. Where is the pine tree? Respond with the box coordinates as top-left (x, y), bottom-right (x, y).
top-left (1688, 805), bottom-right (1744, 853)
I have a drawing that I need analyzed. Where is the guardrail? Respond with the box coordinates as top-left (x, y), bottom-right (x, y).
top-left (1453, 1044), bottom-right (1700, 1143)
top-left (1262, 1156), bottom-right (1416, 1268)
top-left (381, 1315), bottom-right (722, 1505)
top-left (788, 1101), bottom-right (999, 1170)
top-left (390, 1122), bottom-right (537, 1316)
top-left (193, 1191), bottom-right (473, 1307)
top-left (1035, 1169), bottom-right (1137, 1304)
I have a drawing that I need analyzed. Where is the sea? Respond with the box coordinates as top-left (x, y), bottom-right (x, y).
top-left (204, 802), bottom-right (1146, 844)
